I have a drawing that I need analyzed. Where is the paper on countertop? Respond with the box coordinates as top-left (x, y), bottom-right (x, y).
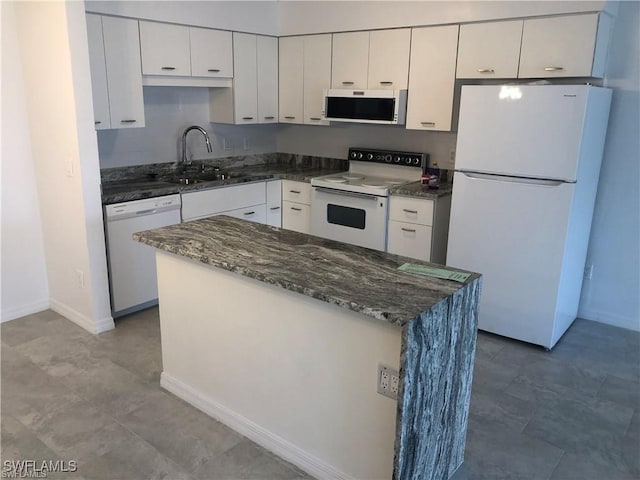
top-left (398, 263), bottom-right (471, 283)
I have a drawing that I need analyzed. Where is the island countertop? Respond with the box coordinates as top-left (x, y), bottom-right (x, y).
top-left (133, 215), bottom-right (480, 327)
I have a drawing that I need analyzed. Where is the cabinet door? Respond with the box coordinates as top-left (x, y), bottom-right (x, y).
top-left (282, 180), bottom-right (311, 204)
top-left (266, 180), bottom-right (282, 227)
top-left (304, 34), bottom-right (332, 125)
top-left (233, 33), bottom-right (258, 124)
top-left (257, 36), bottom-right (279, 124)
top-left (102, 16), bottom-right (145, 128)
top-left (139, 21), bottom-right (191, 76)
top-left (278, 36), bottom-right (304, 124)
top-left (387, 220), bottom-right (433, 262)
top-left (282, 201), bottom-right (310, 234)
top-left (86, 14), bottom-right (111, 129)
top-left (406, 25), bottom-right (458, 132)
top-left (518, 14), bottom-right (599, 78)
top-left (368, 29), bottom-right (411, 89)
top-left (190, 27), bottom-right (233, 78)
top-left (456, 20), bottom-right (523, 79)
top-left (331, 31), bottom-right (369, 89)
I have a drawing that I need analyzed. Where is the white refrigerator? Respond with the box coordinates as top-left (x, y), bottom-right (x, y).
top-left (447, 85), bottom-right (612, 349)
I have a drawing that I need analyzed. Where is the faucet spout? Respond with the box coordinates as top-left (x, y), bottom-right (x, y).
top-left (181, 125), bottom-right (212, 167)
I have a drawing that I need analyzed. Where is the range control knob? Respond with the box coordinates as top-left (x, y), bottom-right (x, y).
top-left (384, 154), bottom-right (392, 163)
top-left (405, 157), bottom-right (412, 165)
top-left (366, 153), bottom-right (374, 160)
top-left (356, 152), bottom-right (363, 159)
top-left (350, 151), bottom-right (357, 159)
top-left (394, 156), bottom-right (401, 164)
top-left (412, 157), bottom-right (422, 166)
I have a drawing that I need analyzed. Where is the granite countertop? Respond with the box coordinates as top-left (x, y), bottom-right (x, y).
top-left (101, 164), bottom-right (346, 205)
top-left (133, 215), bottom-right (479, 327)
top-left (390, 180), bottom-right (453, 199)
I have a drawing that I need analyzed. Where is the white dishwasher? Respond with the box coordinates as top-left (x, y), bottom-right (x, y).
top-left (104, 194), bottom-right (181, 317)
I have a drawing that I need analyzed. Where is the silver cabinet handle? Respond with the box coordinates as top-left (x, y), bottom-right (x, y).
top-left (420, 122), bottom-right (436, 127)
top-left (401, 227), bottom-right (416, 233)
top-left (290, 206), bottom-right (302, 211)
top-left (341, 81), bottom-right (354, 85)
top-left (270, 206), bottom-right (280, 210)
top-left (289, 190), bottom-right (301, 194)
top-left (403, 209), bottom-right (418, 214)
top-left (121, 119), bottom-right (137, 123)
top-left (309, 117), bottom-right (322, 121)
top-left (161, 66), bottom-right (176, 70)
top-left (264, 116), bottom-right (275, 120)
top-left (379, 81), bottom-right (393, 85)
top-left (243, 211), bottom-right (255, 216)
top-left (242, 117), bottom-right (254, 120)
top-left (544, 66), bottom-right (564, 72)
top-left (208, 68), bottom-right (220, 72)
top-left (477, 68), bottom-right (495, 74)
top-left (284, 116), bottom-right (295, 120)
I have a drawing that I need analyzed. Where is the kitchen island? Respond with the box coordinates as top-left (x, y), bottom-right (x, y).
top-left (134, 216), bottom-right (481, 480)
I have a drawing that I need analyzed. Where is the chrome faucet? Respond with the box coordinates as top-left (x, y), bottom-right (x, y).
top-left (181, 125), bottom-right (212, 168)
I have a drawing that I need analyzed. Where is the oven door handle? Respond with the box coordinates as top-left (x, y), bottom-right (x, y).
top-left (313, 186), bottom-right (380, 201)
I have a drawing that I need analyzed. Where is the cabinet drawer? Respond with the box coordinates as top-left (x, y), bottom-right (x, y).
top-left (181, 182), bottom-right (266, 221)
top-left (282, 180), bottom-right (311, 204)
top-left (389, 197), bottom-right (434, 225)
top-left (221, 204), bottom-right (267, 224)
top-left (387, 221), bottom-right (432, 262)
top-left (282, 201), bottom-right (310, 234)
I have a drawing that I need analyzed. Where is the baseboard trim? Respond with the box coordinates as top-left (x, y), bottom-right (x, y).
top-left (50, 299), bottom-right (115, 334)
top-left (578, 307), bottom-right (640, 332)
top-left (160, 372), bottom-right (353, 480)
top-left (0, 299), bottom-right (50, 323)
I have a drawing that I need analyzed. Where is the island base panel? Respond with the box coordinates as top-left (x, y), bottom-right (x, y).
top-left (156, 250), bottom-right (402, 480)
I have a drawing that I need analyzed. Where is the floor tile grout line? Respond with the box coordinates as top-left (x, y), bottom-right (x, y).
top-left (547, 450), bottom-right (567, 480)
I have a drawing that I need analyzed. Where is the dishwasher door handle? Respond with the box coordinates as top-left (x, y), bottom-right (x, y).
top-left (135, 209), bottom-right (157, 216)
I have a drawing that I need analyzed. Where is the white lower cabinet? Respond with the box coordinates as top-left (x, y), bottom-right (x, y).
top-left (181, 182), bottom-right (266, 222)
top-left (386, 195), bottom-right (451, 264)
top-left (266, 180), bottom-right (282, 227)
top-left (281, 180), bottom-right (311, 234)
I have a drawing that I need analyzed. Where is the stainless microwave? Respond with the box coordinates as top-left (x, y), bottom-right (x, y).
top-left (322, 89), bottom-right (407, 125)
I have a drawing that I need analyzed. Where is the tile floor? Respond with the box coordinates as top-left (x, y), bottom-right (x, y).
top-left (1, 308), bottom-right (638, 479)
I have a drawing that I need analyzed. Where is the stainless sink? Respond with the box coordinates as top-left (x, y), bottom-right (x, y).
top-left (167, 172), bottom-right (234, 185)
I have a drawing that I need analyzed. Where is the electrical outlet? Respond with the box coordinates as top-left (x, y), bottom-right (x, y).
top-left (222, 137), bottom-right (232, 151)
top-left (450, 149), bottom-right (456, 162)
top-left (584, 264), bottom-right (594, 280)
top-left (377, 364), bottom-right (399, 400)
top-left (243, 137), bottom-right (250, 150)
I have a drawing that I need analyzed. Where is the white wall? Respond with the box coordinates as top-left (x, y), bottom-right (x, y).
top-left (579, 0), bottom-right (640, 331)
top-left (0, 2), bottom-right (50, 321)
top-left (12, 1), bottom-right (113, 333)
top-left (86, 0), bottom-right (278, 35)
top-left (98, 87), bottom-right (278, 168)
top-left (277, 1), bottom-right (607, 36)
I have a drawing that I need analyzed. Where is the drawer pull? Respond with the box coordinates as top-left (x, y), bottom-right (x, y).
top-left (243, 211), bottom-right (255, 216)
top-left (401, 228), bottom-right (417, 233)
top-left (309, 117), bottom-right (322, 121)
top-left (290, 207), bottom-right (302, 211)
top-left (270, 206), bottom-right (280, 211)
top-left (289, 190), bottom-right (301, 194)
top-left (121, 119), bottom-right (137, 123)
top-left (379, 81), bottom-right (393, 85)
top-left (421, 122), bottom-right (436, 127)
top-left (341, 81), bottom-right (354, 85)
top-left (284, 116), bottom-right (296, 120)
top-left (264, 116), bottom-right (275, 120)
top-left (403, 209), bottom-right (418, 214)
top-left (242, 117), bottom-right (254, 120)
top-left (161, 66), bottom-right (176, 71)
top-left (544, 66), bottom-right (564, 72)
top-left (477, 68), bottom-right (495, 74)
top-left (208, 68), bottom-right (221, 72)
top-left (95, 121), bottom-right (102, 125)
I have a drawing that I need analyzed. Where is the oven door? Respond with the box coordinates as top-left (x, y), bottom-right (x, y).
top-left (311, 187), bottom-right (388, 251)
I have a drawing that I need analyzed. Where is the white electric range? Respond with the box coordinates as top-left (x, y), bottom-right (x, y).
top-left (311, 148), bottom-right (427, 251)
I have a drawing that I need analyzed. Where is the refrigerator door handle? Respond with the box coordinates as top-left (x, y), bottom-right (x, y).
top-left (460, 171), bottom-right (566, 187)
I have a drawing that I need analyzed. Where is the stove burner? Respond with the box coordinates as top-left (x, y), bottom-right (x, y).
top-left (324, 177), bottom-right (347, 183)
top-left (384, 179), bottom-right (407, 185)
top-left (342, 174), bottom-right (365, 180)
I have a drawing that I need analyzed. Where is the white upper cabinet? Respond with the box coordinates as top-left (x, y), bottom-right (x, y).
top-left (279, 36), bottom-right (304, 124)
top-left (190, 27), bottom-right (233, 78)
top-left (101, 16), bottom-right (145, 129)
top-left (331, 31), bottom-right (369, 89)
top-left (406, 25), bottom-right (459, 132)
top-left (303, 34), bottom-right (332, 125)
top-left (231, 33), bottom-right (258, 123)
top-left (257, 35), bottom-right (279, 123)
top-left (456, 20), bottom-right (523, 78)
top-left (86, 14), bottom-right (111, 129)
top-left (368, 29), bottom-right (411, 89)
top-left (139, 21), bottom-right (191, 76)
top-left (518, 14), bottom-right (607, 78)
